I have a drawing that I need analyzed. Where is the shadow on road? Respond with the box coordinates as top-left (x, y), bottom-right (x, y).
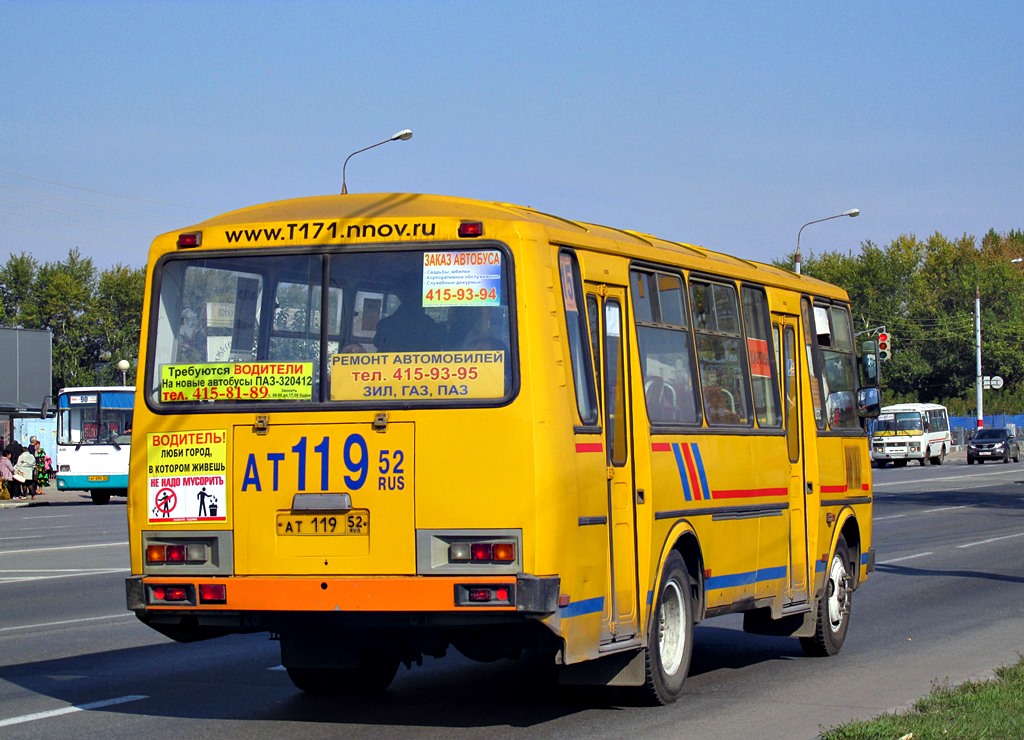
top-left (875, 561), bottom-right (1024, 585)
top-left (876, 488), bottom-right (1024, 513)
top-left (0, 621), bottom-right (813, 727)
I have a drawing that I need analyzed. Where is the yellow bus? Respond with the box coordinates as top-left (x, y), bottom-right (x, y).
top-left (125, 192), bottom-right (880, 704)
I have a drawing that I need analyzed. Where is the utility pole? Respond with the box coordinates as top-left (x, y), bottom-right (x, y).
top-left (976, 286), bottom-right (983, 429)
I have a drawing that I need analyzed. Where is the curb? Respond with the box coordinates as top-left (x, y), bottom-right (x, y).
top-left (0, 498), bottom-right (51, 509)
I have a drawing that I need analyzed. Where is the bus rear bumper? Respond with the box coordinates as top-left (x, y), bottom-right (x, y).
top-left (126, 574), bottom-right (559, 616)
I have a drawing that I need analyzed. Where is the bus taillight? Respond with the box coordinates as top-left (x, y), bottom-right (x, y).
top-left (458, 221), bottom-right (484, 238)
top-left (199, 583), bottom-right (227, 604)
top-left (150, 585), bottom-right (191, 603)
top-left (491, 543), bottom-right (515, 562)
top-left (456, 584), bottom-right (514, 606)
top-left (448, 540), bottom-right (516, 564)
top-left (177, 231), bottom-right (202, 248)
top-left (145, 543), bottom-right (209, 564)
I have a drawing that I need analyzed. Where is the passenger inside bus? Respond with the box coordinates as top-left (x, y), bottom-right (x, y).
top-left (454, 305), bottom-right (509, 352)
top-left (373, 270), bottom-right (446, 352)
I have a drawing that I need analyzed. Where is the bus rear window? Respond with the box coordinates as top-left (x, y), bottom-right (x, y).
top-left (149, 248), bottom-right (513, 406)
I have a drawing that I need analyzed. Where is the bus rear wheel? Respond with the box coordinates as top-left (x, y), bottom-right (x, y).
top-left (90, 490), bottom-right (111, 505)
top-left (641, 551), bottom-right (694, 705)
top-left (801, 535), bottom-right (852, 657)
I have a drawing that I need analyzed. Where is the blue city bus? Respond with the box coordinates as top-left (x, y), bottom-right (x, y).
top-left (55, 386), bottom-right (135, 504)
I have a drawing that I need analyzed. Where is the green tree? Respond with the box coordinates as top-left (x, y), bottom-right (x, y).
top-left (91, 264), bottom-right (146, 386)
top-left (797, 228), bottom-right (1024, 417)
top-left (0, 249), bottom-right (145, 398)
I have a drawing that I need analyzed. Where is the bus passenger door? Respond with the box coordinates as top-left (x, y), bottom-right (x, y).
top-left (592, 286), bottom-right (640, 642)
top-left (776, 314), bottom-right (810, 604)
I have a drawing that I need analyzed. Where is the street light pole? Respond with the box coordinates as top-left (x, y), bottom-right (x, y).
top-left (341, 128), bottom-right (414, 194)
top-left (976, 287), bottom-right (983, 429)
top-left (794, 208), bottom-right (860, 275)
top-left (117, 359), bottom-right (130, 386)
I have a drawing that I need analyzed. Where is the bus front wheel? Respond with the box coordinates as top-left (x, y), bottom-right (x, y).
top-left (800, 535), bottom-right (852, 657)
top-left (641, 551), bottom-right (694, 705)
top-left (90, 490), bottom-right (111, 505)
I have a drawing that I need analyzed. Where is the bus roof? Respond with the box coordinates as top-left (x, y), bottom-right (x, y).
top-left (58, 386), bottom-right (135, 394)
top-left (159, 192), bottom-right (848, 299)
top-left (880, 403), bottom-right (947, 413)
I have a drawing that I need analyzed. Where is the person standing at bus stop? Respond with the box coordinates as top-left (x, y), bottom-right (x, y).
top-left (30, 436), bottom-right (51, 490)
top-left (0, 449), bottom-right (15, 499)
top-left (14, 443), bottom-right (37, 498)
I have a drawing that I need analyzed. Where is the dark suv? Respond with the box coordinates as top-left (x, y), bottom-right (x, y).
top-left (967, 427), bottom-right (1020, 464)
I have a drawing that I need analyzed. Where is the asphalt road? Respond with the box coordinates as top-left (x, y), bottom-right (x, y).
top-left (2, 459), bottom-right (1023, 738)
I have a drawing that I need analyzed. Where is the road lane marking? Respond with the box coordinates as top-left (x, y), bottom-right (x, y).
top-left (0, 568), bottom-right (130, 584)
top-left (1, 542), bottom-right (127, 555)
top-left (878, 552), bottom-right (933, 564)
top-left (0, 613), bottom-right (136, 633)
top-left (0, 694), bottom-right (146, 728)
top-left (872, 469), bottom-right (1011, 488)
top-left (956, 531), bottom-right (1024, 549)
top-left (923, 505), bottom-right (970, 514)
top-left (874, 514), bottom-right (907, 521)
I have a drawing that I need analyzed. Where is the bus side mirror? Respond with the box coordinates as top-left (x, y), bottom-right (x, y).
top-left (860, 339), bottom-right (879, 386)
top-left (857, 386), bottom-right (881, 418)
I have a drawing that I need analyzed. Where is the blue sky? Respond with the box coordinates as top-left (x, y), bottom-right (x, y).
top-left (2, 1), bottom-right (1023, 269)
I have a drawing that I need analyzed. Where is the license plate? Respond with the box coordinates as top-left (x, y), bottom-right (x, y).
top-left (276, 510), bottom-right (369, 536)
top-left (88, 475), bottom-right (109, 482)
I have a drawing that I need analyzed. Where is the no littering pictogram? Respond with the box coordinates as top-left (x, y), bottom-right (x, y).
top-left (155, 488), bottom-right (177, 517)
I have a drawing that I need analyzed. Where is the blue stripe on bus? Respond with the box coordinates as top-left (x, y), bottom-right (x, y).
top-left (56, 474), bottom-right (129, 490)
top-left (672, 443), bottom-right (692, 501)
top-left (689, 444), bottom-right (711, 500)
top-left (569, 567), bottom-right (790, 615)
top-left (559, 596), bottom-right (604, 618)
top-left (706, 565), bottom-right (787, 590)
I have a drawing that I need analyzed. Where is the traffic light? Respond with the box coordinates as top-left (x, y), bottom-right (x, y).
top-left (877, 331), bottom-right (891, 361)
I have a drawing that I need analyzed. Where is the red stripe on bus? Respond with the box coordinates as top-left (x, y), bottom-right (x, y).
top-left (713, 488), bottom-right (789, 499)
top-left (820, 485), bottom-right (848, 493)
top-left (575, 442), bottom-right (604, 453)
top-left (680, 443), bottom-right (703, 501)
top-left (651, 442), bottom-right (672, 452)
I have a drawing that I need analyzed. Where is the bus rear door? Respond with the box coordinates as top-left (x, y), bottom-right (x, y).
top-left (591, 284), bottom-right (640, 643)
top-left (776, 313), bottom-right (810, 604)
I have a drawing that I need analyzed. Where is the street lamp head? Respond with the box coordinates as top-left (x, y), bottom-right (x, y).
top-left (116, 359), bottom-right (130, 372)
top-left (341, 128), bottom-right (415, 194)
top-left (794, 207), bottom-right (861, 275)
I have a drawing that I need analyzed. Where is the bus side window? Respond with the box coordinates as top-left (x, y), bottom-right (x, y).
top-left (559, 251), bottom-right (598, 426)
top-left (741, 285), bottom-right (781, 428)
top-left (631, 268), bottom-right (700, 426)
top-left (690, 278), bottom-right (751, 426)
